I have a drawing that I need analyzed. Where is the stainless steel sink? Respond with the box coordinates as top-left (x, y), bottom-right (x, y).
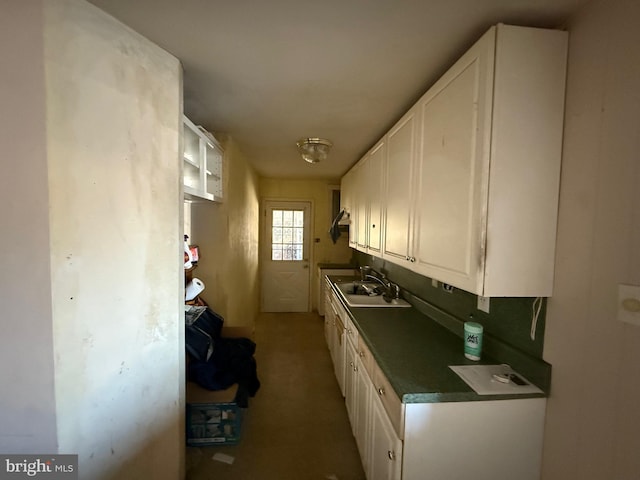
top-left (334, 281), bottom-right (411, 308)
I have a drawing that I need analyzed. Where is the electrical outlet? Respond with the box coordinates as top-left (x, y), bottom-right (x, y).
top-left (431, 278), bottom-right (438, 288)
top-left (477, 296), bottom-right (490, 313)
top-left (442, 283), bottom-right (454, 293)
top-left (618, 284), bottom-right (640, 326)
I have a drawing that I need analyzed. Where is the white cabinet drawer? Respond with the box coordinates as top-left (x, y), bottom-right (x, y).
top-left (373, 363), bottom-right (405, 439)
top-left (345, 316), bottom-right (359, 349)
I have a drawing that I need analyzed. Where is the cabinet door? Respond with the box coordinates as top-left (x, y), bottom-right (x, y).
top-left (183, 121), bottom-right (202, 195)
top-left (369, 391), bottom-right (403, 480)
top-left (205, 141), bottom-right (223, 201)
top-left (344, 341), bottom-right (358, 432)
top-left (383, 110), bottom-right (417, 264)
top-left (367, 141), bottom-right (385, 254)
top-left (340, 171), bottom-right (357, 248)
top-left (183, 115), bottom-right (223, 202)
top-left (323, 299), bottom-right (331, 347)
top-left (355, 357), bottom-right (372, 475)
top-left (413, 28), bottom-right (494, 293)
top-left (327, 300), bottom-right (337, 363)
top-left (354, 160), bottom-right (369, 251)
top-left (333, 324), bottom-right (346, 397)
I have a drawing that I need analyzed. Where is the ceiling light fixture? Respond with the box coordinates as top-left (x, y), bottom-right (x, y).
top-left (296, 138), bottom-right (333, 164)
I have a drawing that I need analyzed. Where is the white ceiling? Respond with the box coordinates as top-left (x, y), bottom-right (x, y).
top-left (89, 0), bottom-right (588, 180)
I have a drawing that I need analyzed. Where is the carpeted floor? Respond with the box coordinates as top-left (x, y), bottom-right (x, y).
top-left (186, 312), bottom-right (365, 480)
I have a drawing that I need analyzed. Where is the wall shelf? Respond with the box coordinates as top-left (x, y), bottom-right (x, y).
top-left (183, 115), bottom-right (223, 202)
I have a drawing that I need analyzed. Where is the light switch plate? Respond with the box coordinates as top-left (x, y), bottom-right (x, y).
top-left (618, 284), bottom-right (640, 326)
top-left (477, 296), bottom-right (490, 313)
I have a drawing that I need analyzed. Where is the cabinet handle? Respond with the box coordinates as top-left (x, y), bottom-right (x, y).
top-left (372, 224), bottom-right (376, 229)
top-left (359, 351), bottom-right (365, 358)
top-left (354, 365), bottom-right (358, 372)
top-left (410, 257), bottom-right (416, 263)
top-left (378, 387), bottom-right (385, 396)
top-left (388, 450), bottom-right (396, 461)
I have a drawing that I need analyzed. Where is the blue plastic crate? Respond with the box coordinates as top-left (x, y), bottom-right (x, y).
top-left (186, 402), bottom-right (243, 446)
top-left (186, 382), bottom-right (243, 446)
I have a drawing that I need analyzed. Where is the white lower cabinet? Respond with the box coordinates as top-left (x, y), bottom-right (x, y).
top-left (344, 316), bottom-right (359, 428)
top-left (354, 339), bottom-right (373, 474)
top-left (345, 337), bottom-right (357, 423)
top-left (325, 297), bottom-right (336, 359)
top-left (330, 295), bottom-right (348, 397)
top-left (323, 288), bottom-right (333, 349)
top-left (345, 324), bottom-right (377, 478)
top-left (328, 286), bottom-right (547, 480)
top-left (402, 399), bottom-right (546, 480)
top-left (333, 315), bottom-right (346, 397)
top-left (369, 391), bottom-right (402, 480)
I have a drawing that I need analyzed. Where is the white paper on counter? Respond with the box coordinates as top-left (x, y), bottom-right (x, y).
top-left (449, 365), bottom-right (543, 395)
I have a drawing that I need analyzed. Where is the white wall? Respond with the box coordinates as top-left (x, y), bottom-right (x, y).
top-left (542, 0), bottom-right (640, 478)
top-left (1, 1), bottom-right (184, 478)
top-left (43, 2), bottom-right (184, 477)
top-left (0, 0), bottom-right (57, 453)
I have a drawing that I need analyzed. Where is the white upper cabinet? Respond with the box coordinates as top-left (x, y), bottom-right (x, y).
top-left (343, 140), bottom-right (386, 255)
top-left (366, 141), bottom-right (385, 255)
top-left (183, 115), bottom-right (223, 202)
top-left (340, 169), bottom-right (357, 248)
top-left (413, 24), bottom-right (567, 296)
top-left (355, 159), bottom-right (369, 251)
top-left (383, 110), bottom-right (418, 264)
top-left (411, 26), bottom-right (495, 294)
top-left (345, 24), bottom-right (568, 297)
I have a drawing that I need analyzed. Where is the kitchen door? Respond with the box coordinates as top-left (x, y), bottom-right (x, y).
top-left (261, 201), bottom-right (311, 312)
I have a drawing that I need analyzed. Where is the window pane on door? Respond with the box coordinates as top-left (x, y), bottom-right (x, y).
top-left (272, 227), bottom-right (283, 243)
top-left (271, 209), bottom-right (304, 261)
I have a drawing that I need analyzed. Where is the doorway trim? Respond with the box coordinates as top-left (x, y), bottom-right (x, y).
top-left (260, 198), bottom-right (314, 312)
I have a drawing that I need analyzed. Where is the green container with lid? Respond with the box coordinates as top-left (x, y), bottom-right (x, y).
top-left (464, 321), bottom-right (483, 361)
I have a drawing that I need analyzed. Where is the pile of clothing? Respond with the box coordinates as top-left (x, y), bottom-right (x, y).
top-left (185, 306), bottom-right (260, 407)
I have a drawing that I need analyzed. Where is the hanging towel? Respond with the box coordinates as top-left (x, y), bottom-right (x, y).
top-left (329, 208), bottom-right (345, 244)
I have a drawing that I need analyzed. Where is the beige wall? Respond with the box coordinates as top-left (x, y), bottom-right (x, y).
top-left (1, 1), bottom-right (184, 477)
top-left (190, 137), bottom-right (260, 328)
top-left (542, 0), bottom-right (640, 478)
top-left (260, 178), bottom-right (353, 311)
top-left (45, 2), bottom-right (184, 478)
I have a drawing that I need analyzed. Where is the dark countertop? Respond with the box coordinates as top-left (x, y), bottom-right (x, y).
top-left (328, 275), bottom-right (548, 404)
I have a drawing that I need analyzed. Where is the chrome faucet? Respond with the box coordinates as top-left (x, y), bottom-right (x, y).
top-left (360, 272), bottom-right (401, 299)
top-left (363, 274), bottom-right (389, 288)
